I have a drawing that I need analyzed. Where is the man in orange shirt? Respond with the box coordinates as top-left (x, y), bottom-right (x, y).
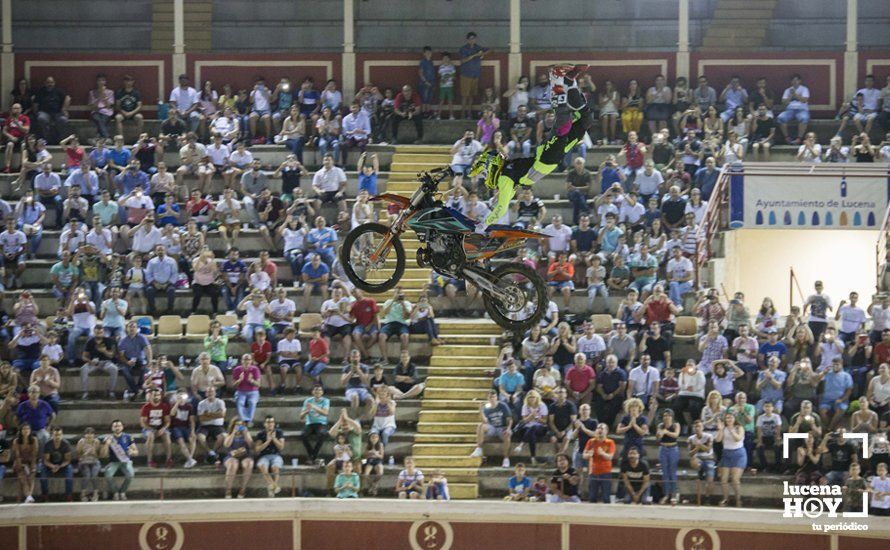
top-left (547, 251), bottom-right (575, 308)
top-left (582, 424), bottom-right (615, 503)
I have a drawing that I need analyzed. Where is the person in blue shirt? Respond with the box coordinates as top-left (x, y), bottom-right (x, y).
top-left (418, 46), bottom-right (437, 116)
top-left (817, 357), bottom-right (853, 430)
top-left (693, 156), bottom-right (719, 201)
top-left (107, 134), bottom-right (132, 176)
top-left (89, 138), bottom-right (113, 190)
top-left (114, 159), bottom-right (149, 196)
top-left (507, 463), bottom-right (532, 501)
top-left (755, 356), bottom-right (787, 413)
top-left (757, 328), bottom-right (787, 370)
top-left (101, 419), bottom-right (138, 500)
top-left (221, 247), bottom-right (248, 312)
top-left (301, 255), bottom-right (330, 310)
top-left (63, 157), bottom-right (100, 202)
top-left (458, 32), bottom-right (487, 119)
top-left (16, 385), bottom-right (56, 444)
top-left (306, 216), bottom-right (338, 266)
top-left (471, 390), bottom-right (515, 468)
top-left (156, 194), bottom-right (181, 226)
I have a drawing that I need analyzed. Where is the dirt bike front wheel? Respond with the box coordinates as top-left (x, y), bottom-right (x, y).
top-left (340, 222), bottom-right (406, 294)
top-left (482, 262), bottom-right (548, 333)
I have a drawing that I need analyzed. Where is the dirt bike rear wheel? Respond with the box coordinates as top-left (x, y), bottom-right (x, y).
top-left (482, 262), bottom-right (548, 333)
top-left (340, 222), bottom-right (406, 294)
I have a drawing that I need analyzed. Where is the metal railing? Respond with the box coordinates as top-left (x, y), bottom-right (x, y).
top-left (694, 164), bottom-right (731, 287)
top-left (877, 201), bottom-right (890, 292)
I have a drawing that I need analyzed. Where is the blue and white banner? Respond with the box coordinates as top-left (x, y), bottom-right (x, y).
top-left (729, 170), bottom-right (890, 229)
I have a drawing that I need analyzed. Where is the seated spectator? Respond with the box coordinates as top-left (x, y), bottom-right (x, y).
top-left (101, 419), bottom-right (138, 501)
top-left (114, 74), bottom-right (143, 136)
top-left (190, 352), bottom-right (225, 400)
top-left (408, 292), bottom-right (443, 346)
top-left (321, 286), bottom-right (354, 358)
top-left (118, 320), bottom-right (152, 401)
top-left (29, 355), bottom-right (60, 413)
top-left (619, 446), bottom-right (650, 505)
top-left (425, 469), bottom-right (450, 501)
top-left (278, 105), bottom-right (306, 162)
top-left (311, 155), bottom-right (347, 213)
top-left (471, 390), bottom-right (514, 468)
top-left (675, 359), bottom-right (706, 429)
top-left (341, 349), bottom-right (373, 419)
top-left (238, 291), bottom-right (271, 343)
top-left (169, 390), bottom-right (198, 469)
top-left (214, 188), bottom-right (242, 251)
top-left (369, 385), bottom-right (398, 446)
top-left (222, 418), bottom-right (254, 499)
top-left (232, 353), bottom-right (262, 425)
top-left (169, 74), bottom-right (201, 133)
top-left (196, 387), bottom-right (226, 465)
top-left (255, 415), bottom-right (285, 498)
top-left (249, 76), bottom-right (273, 143)
top-left (506, 462), bottom-right (532, 502)
top-left (140, 387), bottom-right (172, 468)
top-left (392, 85), bottom-right (423, 145)
top-left (75, 427), bottom-right (102, 501)
top-left (396, 456), bottom-right (424, 500)
top-left (341, 101), bottom-right (370, 166)
top-left (777, 74), bottom-right (810, 144)
top-left (334, 460), bottom-right (361, 499)
top-left (360, 431), bottom-right (385, 496)
top-left (817, 357), bottom-right (854, 431)
top-left (37, 426), bottom-right (73, 502)
top-left (377, 288), bottom-right (412, 364)
top-left (506, 105), bottom-right (533, 158)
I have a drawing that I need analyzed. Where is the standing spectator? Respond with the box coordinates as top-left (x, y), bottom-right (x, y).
top-left (565, 353), bottom-right (597, 407)
top-left (566, 157), bottom-right (593, 225)
top-left (191, 249), bottom-right (220, 314)
top-left (29, 356), bottom-right (60, 412)
top-left (169, 390), bottom-right (198, 469)
top-left (777, 74), bottom-right (810, 144)
top-left (817, 357), bottom-right (854, 430)
top-left (595, 354), bottom-right (627, 429)
top-left (392, 85), bottom-right (423, 145)
top-left (75, 428), bottom-right (102, 501)
top-left (755, 401), bottom-right (784, 473)
top-left (140, 387), bottom-right (172, 468)
top-left (656, 409), bottom-right (681, 504)
top-left (232, 353), bottom-right (261, 425)
top-left (418, 46), bottom-right (436, 116)
top-left (688, 419), bottom-right (716, 503)
top-left (169, 74), bottom-right (201, 133)
top-left (458, 32), bottom-right (487, 119)
top-left (222, 418), bottom-right (254, 499)
top-left (583, 424), bottom-right (615, 503)
top-left (804, 280), bottom-right (833, 342)
top-left (115, 75), bottom-right (143, 136)
top-left (716, 411), bottom-right (746, 507)
top-left (676, 360), bottom-right (706, 429)
top-left (13, 423), bottom-right (39, 503)
top-left (101, 419), bottom-right (138, 501)
top-left (34, 76), bottom-right (70, 144)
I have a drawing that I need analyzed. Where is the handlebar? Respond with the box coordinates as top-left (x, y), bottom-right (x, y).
top-left (418, 167), bottom-right (455, 189)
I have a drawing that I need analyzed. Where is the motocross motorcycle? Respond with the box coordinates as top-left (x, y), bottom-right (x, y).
top-left (340, 167), bottom-right (547, 331)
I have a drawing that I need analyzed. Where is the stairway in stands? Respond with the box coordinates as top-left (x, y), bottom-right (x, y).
top-left (412, 320), bottom-right (501, 499)
top-left (384, 145), bottom-right (501, 499)
top-left (701, 0), bottom-right (779, 50)
top-left (369, 145), bottom-right (453, 302)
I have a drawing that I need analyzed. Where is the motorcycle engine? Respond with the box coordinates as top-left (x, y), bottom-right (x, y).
top-left (428, 234), bottom-right (466, 276)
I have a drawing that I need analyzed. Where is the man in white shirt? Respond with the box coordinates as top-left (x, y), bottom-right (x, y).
top-left (206, 134), bottom-right (231, 173)
top-left (127, 215), bottom-right (162, 255)
top-left (666, 246), bottom-right (694, 306)
top-left (450, 130), bottom-right (484, 189)
top-left (576, 323), bottom-right (606, 366)
top-left (868, 295), bottom-right (890, 344)
top-left (33, 163), bottom-right (63, 227)
top-left (0, 218), bottom-right (27, 287)
top-left (175, 133), bottom-right (207, 188)
top-left (269, 287), bottom-right (297, 337)
top-left (627, 354), bottom-right (661, 415)
top-left (854, 74), bottom-right (881, 134)
top-left (835, 291), bottom-right (866, 344)
top-left (543, 215), bottom-right (573, 258)
top-left (777, 73), bottom-right (810, 144)
top-left (311, 154), bottom-right (347, 212)
top-left (169, 74), bottom-right (201, 132)
top-left (618, 192), bottom-right (645, 227)
top-left (85, 217), bottom-right (114, 256)
top-left (249, 77), bottom-right (273, 144)
top-left (634, 160), bottom-right (664, 203)
top-left (320, 287), bottom-right (355, 356)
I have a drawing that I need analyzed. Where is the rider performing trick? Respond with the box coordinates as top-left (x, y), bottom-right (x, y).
top-left (470, 64), bottom-right (593, 230)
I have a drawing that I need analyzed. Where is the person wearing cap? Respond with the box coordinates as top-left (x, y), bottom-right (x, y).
top-left (169, 74), bottom-right (201, 133)
top-left (757, 327), bottom-right (787, 370)
top-left (816, 357), bottom-right (853, 430)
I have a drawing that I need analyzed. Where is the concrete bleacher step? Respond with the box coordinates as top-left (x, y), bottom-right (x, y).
top-left (426, 366), bottom-right (494, 376)
top-left (412, 444), bottom-right (477, 456)
top-left (444, 483), bottom-right (479, 500)
top-left (412, 456), bottom-right (482, 469)
top-left (423, 388), bottom-right (490, 400)
top-left (418, 399), bottom-right (484, 410)
top-left (427, 357), bottom-right (498, 368)
top-left (418, 410), bottom-right (480, 423)
top-left (424, 376), bottom-right (492, 389)
top-left (416, 422), bottom-right (477, 434)
top-left (436, 321), bottom-right (502, 335)
top-left (431, 345), bottom-right (498, 358)
top-left (413, 433), bottom-right (477, 444)
top-left (390, 153), bottom-right (453, 164)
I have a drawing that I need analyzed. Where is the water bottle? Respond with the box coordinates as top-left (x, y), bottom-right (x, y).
top-left (388, 455), bottom-right (395, 466)
top-left (158, 101), bottom-right (169, 120)
top-left (178, 356), bottom-right (185, 368)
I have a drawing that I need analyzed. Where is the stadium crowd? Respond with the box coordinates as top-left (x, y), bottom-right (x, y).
top-left (0, 33), bottom-right (887, 511)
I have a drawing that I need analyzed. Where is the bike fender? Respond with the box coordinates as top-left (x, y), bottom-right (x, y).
top-left (370, 193), bottom-right (411, 208)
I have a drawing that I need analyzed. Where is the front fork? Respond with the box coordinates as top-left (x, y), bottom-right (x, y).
top-left (461, 264), bottom-right (512, 303)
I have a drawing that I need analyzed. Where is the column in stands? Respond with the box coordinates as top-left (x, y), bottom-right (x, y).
top-left (172, 0), bottom-right (186, 79)
top-left (676, 0), bottom-right (690, 81)
top-left (843, 0), bottom-right (858, 101)
top-left (0, 0), bottom-right (13, 111)
top-left (342, 0), bottom-right (357, 100)
top-left (508, 0), bottom-right (522, 86)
